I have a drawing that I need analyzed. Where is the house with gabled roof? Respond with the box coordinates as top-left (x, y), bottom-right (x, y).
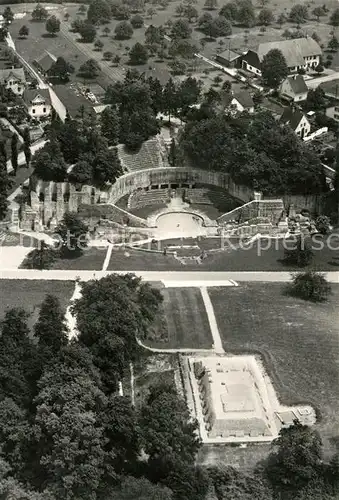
top-left (241, 37), bottom-right (322, 77)
top-left (0, 67), bottom-right (26, 95)
top-left (280, 74), bottom-right (308, 102)
top-left (33, 51), bottom-right (57, 75)
top-left (216, 49), bottom-right (242, 68)
top-left (279, 106), bottom-right (311, 139)
top-left (23, 88), bottom-right (52, 119)
top-left (221, 89), bottom-right (254, 114)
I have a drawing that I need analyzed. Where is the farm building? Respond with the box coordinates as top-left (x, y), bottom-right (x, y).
top-left (33, 51), bottom-right (57, 76)
top-left (241, 38), bottom-right (322, 77)
top-left (216, 49), bottom-right (242, 68)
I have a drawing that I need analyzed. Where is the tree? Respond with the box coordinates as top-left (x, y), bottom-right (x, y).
top-left (147, 7), bottom-right (156, 19)
top-left (237, 0), bottom-right (256, 27)
top-left (55, 212), bottom-right (89, 256)
top-left (130, 14), bottom-right (144, 28)
top-left (163, 77), bottom-right (179, 121)
top-left (305, 87), bottom-right (326, 112)
top-left (178, 76), bottom-right (202, 111)
top-left (10, 133), bottom-right (18, 174)
top-left (103, 26), bottom-right (111, 36)
top-left (204, 0), bottom-right (218, 10)
top-left (204, 16), bottom-right (232, 37)
top-left (32, 3), bottom-right (48, 21)
top-left (91, 146), bottom-right (122, 185)
top-left (78, 21), bottom-right (97, 42)
top-left (315, 215), bottom-right (331, 234)
top-left (18, 25), bottom-right (29, 38)
top-left (328, 36), bottom-right (339, 52)
top-left (3, 7), bottom-right (14, 24)
top-left (129, 42), bottom-right (148, 64)
top-left (34, 295), bottom-right (69, 356)
top-left (258, 8), bottom-right (274, 25)
top-left (312, 31), bottom-right (321, 44)
top-left (111, 477), bottom-right (173, 500)
top-left (169, 38), bottom-right (197, 58)
top-left (171, 19), bottom-right (192, 39)
top-left (115, 21), bottom-right (133, 39)
top-left (284, 235), bottom-right (313, 267)
top-left (314, 64), bottom-right (324, 74)
top-left (330, 8), bottom-right (339, 27)
top-left (261, 48), bottom-right (288, 88)
top-left (289, 4), bottom-right (308, 24)
top-left (22, 242), bottom-right (56, 270)
top-left (115, 5), bottom-right (131, 20)
top-left (184, 5), bottom-right (199, 22)
top-left (45, 15), bottom-right (60, 36)
top-left (266, 420), bottom-right (323, 492)
top-left (68, 160), bottom-right (93, 185)
top-left (103, 50), bottom-right (113, 60)
top-left (277, 12), bottom-right (287, 27)
top-left (79, 59), bottom-right (101, 78)
top-left (71, 274), bottom-right (162, 392)
top-left (23, 127), bottom-right (31, 167)
top-left (0, 159), bottom-right (11, 221)
top-left (48, 57), bottom-right (74, 82)
top-left (94, 38), bottom-right (104, 50)
top-left (87, 0), bottom-right (112, 24)
top-left (312, 6), bottom-right (326, 22)
top-left (219, 2), bottom-right (238, 22)
top-left (32, 141), bottom-right (67, 182)
top-left (100, 107), bottom-right (120, 145)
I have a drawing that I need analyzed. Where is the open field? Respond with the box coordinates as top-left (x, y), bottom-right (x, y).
top-left (0, 279), bottom-right (74, 330)
top-left (209, 283), bottom-right (339, 456)
top-left (106, 234), bottom-right (339, 271)
top-left (48, 247), bottom-right (107, 270)
top-left (145, 287), bottom-right (213, 348)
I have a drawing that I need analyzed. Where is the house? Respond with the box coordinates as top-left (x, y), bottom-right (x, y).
top-left (280, 74), bottom-right (308, 103)
top-left (241, 38), bottom-right (322, 77)
top-left (279, 107), bottom-right (311, 138)
top-left (216, 49), bottom-right (242, 68)
top-left (260, 97), bottom-right (285, 120)
top-left (221, 89), bottom-right (255, 114)
top-left (23, 89), bottom-right (52, 118)
top-left (0, 67), bottom-right (26, 95)
top-left (33, 51), bottom-right (57, 76)
top-left (325, 104), bottom-right (339, 122)
top-left (319, 78), bottom-right (339, 98)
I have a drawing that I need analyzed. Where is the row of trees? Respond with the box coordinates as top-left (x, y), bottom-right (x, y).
top-left (180, 108), bottom-right (326, 195)
top-left (0, 272), bottom-right (338, 499)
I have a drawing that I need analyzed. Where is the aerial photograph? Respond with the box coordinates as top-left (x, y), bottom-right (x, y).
top-left (0, 0), bottom-right (338, 498)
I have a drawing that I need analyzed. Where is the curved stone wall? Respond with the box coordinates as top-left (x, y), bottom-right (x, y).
top-left (108, 167), bottom-right (254, 205)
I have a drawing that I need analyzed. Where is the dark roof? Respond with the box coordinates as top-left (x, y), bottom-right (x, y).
top-left (261, 97), bottom-right (285, 118)
top-left (0, 67), bottom-right (25, 83)
top-left (33, 51), bottom-right (57, 72)
top-left (319, 78), bottom-right (339, 98)
top-left (280, 107), bottom-right (308, 130)
top-left (285, 74), bottom-right (308, 95)
top-left (23, 88), bottom-right (51, 106)
top-left (256, 37), bottom-right (322, 68)
top-left (233, 90), bottom-right (254, 109)
top-left (217, 49), bottom-right (242, 62)
top-left (53, 85), bottom-right (94, 119)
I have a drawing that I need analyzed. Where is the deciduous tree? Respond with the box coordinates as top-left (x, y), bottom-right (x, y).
top-left (115, 21), bottom-right (133, 39)
top-left (261, 48), bottom-right (288, 88)
top-left (330, 7), bottom-right (339, 27)
top-left (87, 0), bottom-right (112, 24)
top-left (55, 212), bottom-right (89, 255)
top-left (79, 58), bottom-right (101, 78)
top-left (171, 19), bottom-right (192, 39)
top-left (129, 42), bottom-right (148, 64)
top-left (32, 3), bottom-right (48, 21)
top-left (289, 4), bottom-right (308, 24)
top-left (258, 8), bottom-right (274, 25)
top-left (45, 15), bottom-right (60, 36)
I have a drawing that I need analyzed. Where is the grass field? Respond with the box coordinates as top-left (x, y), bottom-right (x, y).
top-left (145, 287), bottom-right (213, 348)
top-left (49, 247), bottom-right (107, 270)
top-left (0, 279), bottom-right (74, 330)
top-left (107, 234), bottom-right (339, 271)
top-left (209, 283), bottom-right (339, 457)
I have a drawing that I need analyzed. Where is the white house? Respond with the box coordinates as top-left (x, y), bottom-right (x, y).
top-left (222, 89), bottom-right (255, 114)
top-left (23, 89), bottom-right (52, 118)
top-left (280, 74), bottom-right (308, 102)
top-left (280, 107), bottom-right (311, 139)
top-left (241, 38), bottom-right (322, 77)
top-left (0, 68), bottom-right (26, 95)
top-left (325, 105), bottom-right (339, 122)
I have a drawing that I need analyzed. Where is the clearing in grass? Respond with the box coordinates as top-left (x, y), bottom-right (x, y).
top-left (209, 283), bottom-right (339, 458)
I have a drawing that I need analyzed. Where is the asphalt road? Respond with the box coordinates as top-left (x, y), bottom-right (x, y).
top-left (0, 269), bottom-right (338, 283)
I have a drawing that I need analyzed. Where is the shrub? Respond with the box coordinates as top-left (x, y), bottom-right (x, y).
top-left (287, 271), bottom-right (332, 302)
top-left (315, 215), bottom-right (330, 234)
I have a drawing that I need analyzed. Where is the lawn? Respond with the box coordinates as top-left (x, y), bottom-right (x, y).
top-left (145, 287), bottom-right (213, 349)
top-left (49, 247), bottom-right (107, 270)
top-left (0, 279), bottom-right (74, 330)
top-left (108, 234), bottom-right (339, 271)
top-left (209, 283), bottom-right (339, 457)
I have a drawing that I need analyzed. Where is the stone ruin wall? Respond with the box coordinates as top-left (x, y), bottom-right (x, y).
top-left (18, 168), bottom-right (324, 231)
